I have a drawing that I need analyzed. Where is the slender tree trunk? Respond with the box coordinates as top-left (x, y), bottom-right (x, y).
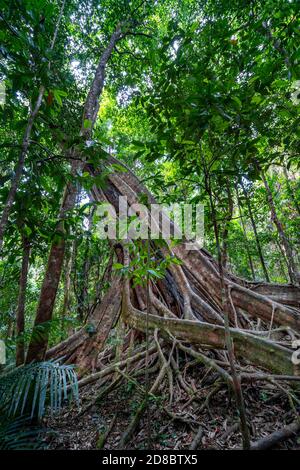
top-left (235, 186), bottom-right (256, 280)
top-left (221, 179), bottom-right (233, 268)
top-left (61, 243), bottom-right (73, 339)
top-left (26, 160), bottom-right (81, 363)
top-left (0, 0), bottom-right (66, 252)
top-left (274, 238), bottom-right (289, 283)
top-left (283, 165), bottom-right (300, 217)
top-left (259, 166), bottom-right (298, 285)
top-left (6, 318), bottom-right (14, 341)
top-left (203, 162), bottom-right (250, 450)
top-left (16, 237), bottom-right (30, 366)
top-left (278, 251), bottom-right (288, 282)
top-left (26, 25), bottom-right (123, 363)
top-left (0, 94), bottom-right (43, 253)
top-left (240, 180), bottom-right (270, 282)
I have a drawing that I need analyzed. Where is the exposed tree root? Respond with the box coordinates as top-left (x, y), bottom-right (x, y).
top-left (118, 398), bottom-right (148, 449)
top-left (163, 408), bottom-right (200, 428)
top-left (96, 414), bottom-right (117, 449)
top-left (190, 426), bottom-right (203, 450)
top-left (250, 420), bottom-right (300, 450)
top-left (46, 157), bottom-right (300, 450)
top-left (77, 344), bottom-right (157, 389)
top-left (48, 331), bottom-right (300, 450)
top-left (122, 303), bottom-right (296, 376)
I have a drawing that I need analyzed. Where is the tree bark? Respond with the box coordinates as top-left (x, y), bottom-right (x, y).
top-left (122, 301), bottom-right (296, 376)
top-left (26, 165), bottom-right (79, 363)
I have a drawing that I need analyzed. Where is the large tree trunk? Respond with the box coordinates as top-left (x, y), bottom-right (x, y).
top-left (42, 159), bottom-right (300, 452)
top-left (25, 36), bottom-right (299, 382)
top-left (46, 158), bottom-right (300, 379)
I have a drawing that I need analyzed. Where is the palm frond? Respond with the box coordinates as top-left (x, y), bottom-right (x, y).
top-left (0, 416), bottom-right (45, 450)
top-left (0, 360), bottom-right (79, 420)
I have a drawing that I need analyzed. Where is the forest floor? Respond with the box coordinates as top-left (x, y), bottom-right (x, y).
top-left (45, 369), bottom-right (300, 450)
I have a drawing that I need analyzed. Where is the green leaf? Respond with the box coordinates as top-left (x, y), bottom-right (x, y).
top-left (53, 89), bottom-right (67, 106)
top-left (111, 163), bottom-right (127, 173)
top-left (84, 119), bottom-right (92, 129)
top-left (232, 96), bottom-right (242, 108)
top-left (251, 93), bottom-right (263, 105)
top-left (147, 269), bottom-right (163, 279)
top-left (113, 263), bottom-right (124, 270)
top-left (23, 225), bottom-right (32, 237)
